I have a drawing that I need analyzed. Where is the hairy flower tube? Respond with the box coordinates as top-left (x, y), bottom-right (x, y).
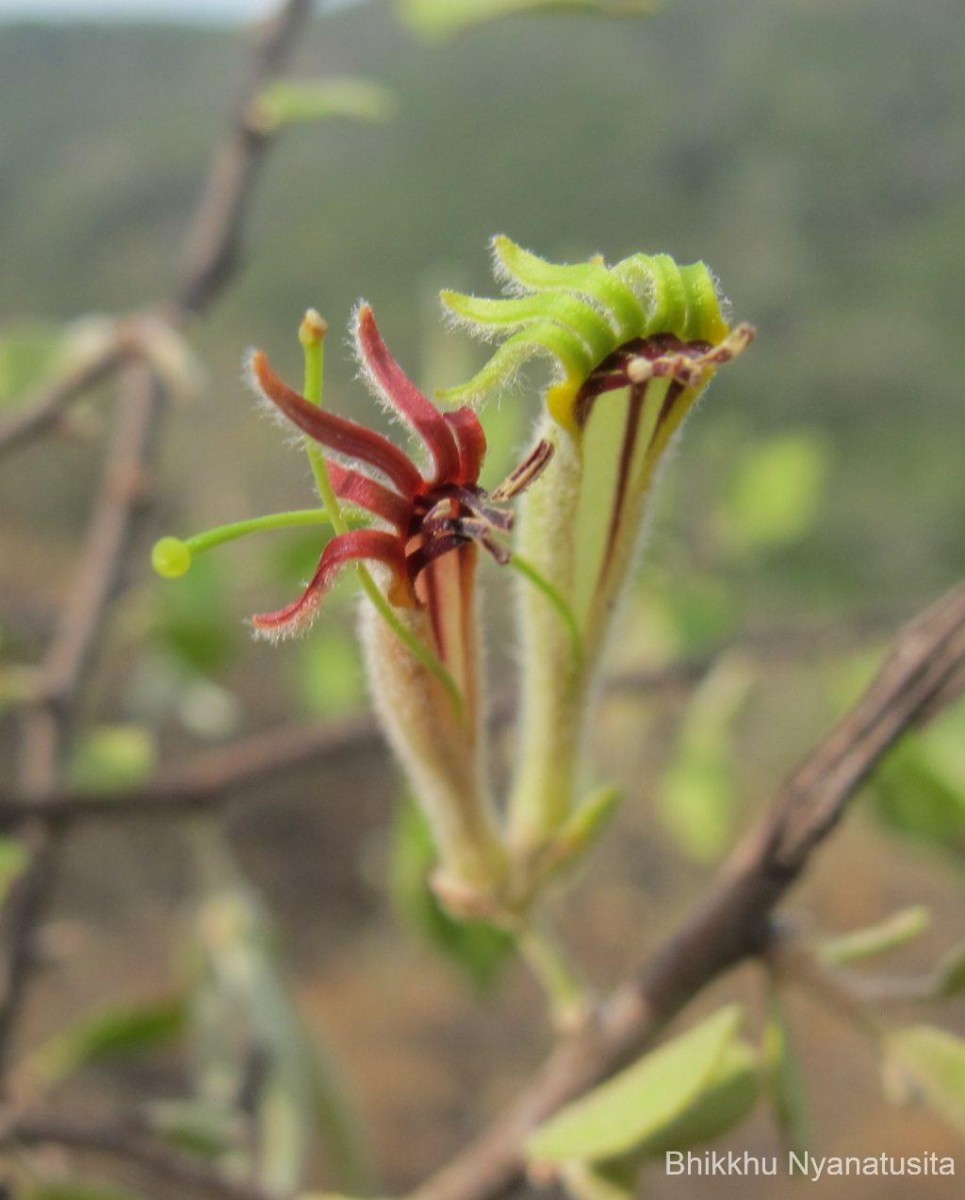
top-left (154, 304), bottom-right (552, 905)
top-left (441, 237), bottom-right (754, 881)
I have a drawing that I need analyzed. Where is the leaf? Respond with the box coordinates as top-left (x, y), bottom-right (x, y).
top-left (885, 1025), bottom-right (965, 1135)
top-left (29, 996), bottom-right (186, 1088)
top-left (0, 321), bottom-right (65, 405)
top-left (871, 711), bottom-right (965, 862)
top-left (389, 795), bottom-right (513, 992)
top-left (657, 656), bottom-right (754, 862)
top-left (149, 1099), bottom-right (241, 1159)
top-left (254, 80), bottom-right (395, 132)
top-left (819, 905), bottom-right (931, 966)
top-left (933, 940), bottom-right (965, 1000)
top-left (400, 0), bottom-right (658, 40)
top-left (763, 990), bottom-right (809, 1156)
top-left (0, 837), bottom-right (29, 904)
top-left (297, 622), bottom-right (365, 719)
top-left (724, 431), bottom-right (829, 550)
top-left (632, 1038), bottom-right (760, 1156)
top-left (526, 1004), bottom-right (743, 1164)
top-left (68, 725), bottom-right (157, 793)
top-left (189, 839), bottom-right (375, 1195)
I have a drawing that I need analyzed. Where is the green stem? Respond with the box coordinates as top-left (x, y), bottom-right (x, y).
top-left (516, 923), bottom-right (588, 1030)
top-left (298, 315), bottom-right (464, 717)
top-left (509, 551), bottom-right (583, 675)
top-left (187, 509), bottom-right (334, 554)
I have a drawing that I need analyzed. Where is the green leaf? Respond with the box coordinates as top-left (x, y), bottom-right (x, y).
top-left (763, 990), bottom-right (810, 1156)
top-left (631, 1039), bottom-right (760, 1156)
top-left (933, 940), bottom-right (965, 1000)
top-left (149, 1099), bottom-right (241, 1159)
top-left (152, 553), bottom-right (241, 675)
top-left (0, 837), bottom-right (29, 904)
top-left (559, 1160), bottom-right (638, 1200)
top-left (68, 725), bottom-right (157, 793)
top-left (297, 622), bottom-right (365, 719)
top-left (819, 905), bottom-right (931, 966)
top-left (526, 1004), bottom-right (743, 1164)
top-left (189, 840), bottom-right (375, 1195)
top-left (871, 710), bottom-right (965, 862)
top-left (254, 80), bottom-right (395, 131)
top-left (885, 1025), bottom-right (965, 1135)
top-left (389, 795), bottom-right (513, 992)
top-left (0, 321), bottom-right (65, 405)
top-left (29, 996), bottom-right (186, 1088)
top-left (724, 432), bottom-right (829, 550)
top-left (400, 0), bottom-right (658, 40)
top-left (657, 656), bottom-right (754, 863)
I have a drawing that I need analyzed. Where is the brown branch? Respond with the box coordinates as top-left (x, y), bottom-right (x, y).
top-left (0, 616), bottom-right (897, 830)
top-left (0, 340), bottom-right (132, 459)
top-left (410, 580), bottom-right (965, 1200)
top-left (0, 0), bottom-right (317, 1087)
top-left (0, 1111), bottom-right (273, 1200)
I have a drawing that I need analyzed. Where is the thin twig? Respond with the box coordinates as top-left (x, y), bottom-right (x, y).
top-left (0, 340), bottom-right (131, 459)
top-left (0, 616), bottom-right (899, 829)
top-left (0, 1111), bottom-right (273, 1200)
top-left (410, 580), bottom-right (965, 1200)
top-left (0, 0), bottom-right (317, 1086)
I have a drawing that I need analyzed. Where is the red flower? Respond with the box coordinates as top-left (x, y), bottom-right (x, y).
top-left (246, 304), bottom-right (550, 641)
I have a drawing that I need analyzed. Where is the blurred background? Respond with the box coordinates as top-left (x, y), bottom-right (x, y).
top-left (0, 1), bottom-right (963, 1197)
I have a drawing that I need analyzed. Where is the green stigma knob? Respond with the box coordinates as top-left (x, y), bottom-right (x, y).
top-left (152, 536), bottom-right (192, 579)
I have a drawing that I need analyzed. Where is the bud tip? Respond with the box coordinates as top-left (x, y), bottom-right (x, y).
top-left (152, 536), bottom-right (192, 579)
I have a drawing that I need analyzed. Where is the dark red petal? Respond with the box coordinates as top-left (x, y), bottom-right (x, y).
top-left (443, 408), bottom-right (487, 485)
top-left (250, 351), bottom-right (423, 498)
top-left (251, 529), bottom-right (412, 638)
top-left (355, 306), bottom-right (461, 484)
top-left (327, 461), bottom-right (411, 531)
top-left (407, 533), bottom-right (469, 586)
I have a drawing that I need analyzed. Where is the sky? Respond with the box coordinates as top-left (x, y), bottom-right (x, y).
top-left (0, 0), bottom-right (361, 21)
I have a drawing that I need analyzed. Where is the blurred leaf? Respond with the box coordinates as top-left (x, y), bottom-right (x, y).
top-left (934, 941), bottom-right (965, 1000)
top-left (68, 725), bottom-right (157, 793)
top-left (763, 989), bottom-right (809, 1156)
top-left (0, 321), bottom-right (64, 404)
top-left (297, 621), bottom-right (365, 719)
top-left (29, 997), bottom-right (186, 1089)
top-left (723, 432), bottom-right (829, 550)
top-left (559, 1160), bottom-right (638, 1200)
top-left (149, 1099), bottom-right (241, 1159)
top-left (527, 1004), bottom-right (743, 1164)
top-left (657, 656), bottom-right (754, 862)
top-left (254, 79), bottom-right (395, 131)
top-left (190, 834), bottom-right (375, 1195)
top-left (389, 795), bottom-right (513, 992)
top-left (871, 708), bottom-right (965, 863)
top-left (819, 905), bottom-right (931, 966)
top-left (152, 554), bottom-right (240, 675)
top-left (632, 1038), bottom-right (759, 1156)
top-left (0, 837), bottom-right (29, 903)
top-left (400, 0), bottom-right (657, 40)
top-left (885, 1025), bottom-right (965, 1135)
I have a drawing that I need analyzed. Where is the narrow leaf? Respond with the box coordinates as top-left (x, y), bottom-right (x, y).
top-left (527, 1005), bottom-right (743, 1163)
top-left (763, 990), bottom-right (810, 1156)
top-left (29, 997), bottom-right (186, 1089)
top-left (254, 80), bottom-right (395, 131)
top-left (885, 1025), bottom-right (965, 1135)
top-left (819, 906), bottom-right (931, 966)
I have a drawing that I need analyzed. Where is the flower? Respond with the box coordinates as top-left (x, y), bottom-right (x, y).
top-left (439, 238), bottom-right (753, 870)
top-left (245, 303), bottom-right (551, 642)
top-left (244, 303), bottom-right (553, 902)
